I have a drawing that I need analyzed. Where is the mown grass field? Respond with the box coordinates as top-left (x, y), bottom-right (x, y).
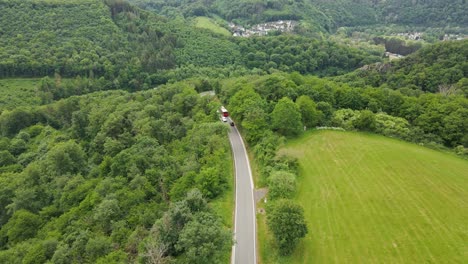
top-left (260, 130), bottom-right (468, 263)
top-left (194, 16), bottom-right (231, 36)
top-left (0, 79), bottom-right (41, 110)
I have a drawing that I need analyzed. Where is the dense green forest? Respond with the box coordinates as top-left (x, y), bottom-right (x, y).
top-left (334, 40), bottom-right (468, 94)
top-left (0, 85), bottom-right (233, 263)
top-left (0, 0), bottom-right (383, 91)
top-left (127, 0), bottom-right (468, 30)
top-left (0, 0), bottom-right (467, 262)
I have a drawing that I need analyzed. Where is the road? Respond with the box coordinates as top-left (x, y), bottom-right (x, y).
top-left (229, 124), bottom-right (257, 264)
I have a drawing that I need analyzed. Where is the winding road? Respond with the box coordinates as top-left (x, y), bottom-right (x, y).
top-left (229, 124), bottom-right (257, 264)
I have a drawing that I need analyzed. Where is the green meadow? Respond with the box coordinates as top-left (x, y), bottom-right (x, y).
top-left (194, 16), bottom-right (231, 36)
top-left (261, 130), bottom-right (468, 263)
top-left (0, 79), bottom-right (41, 110)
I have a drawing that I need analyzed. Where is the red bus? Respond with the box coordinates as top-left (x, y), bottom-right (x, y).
top-left (221, 106), bottom-right (229, 117)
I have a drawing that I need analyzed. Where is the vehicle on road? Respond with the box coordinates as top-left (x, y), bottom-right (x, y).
top-left (220, 106), bottom-right (229, 117)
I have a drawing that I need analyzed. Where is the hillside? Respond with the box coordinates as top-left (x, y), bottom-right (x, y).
top-left (334, 40), bottom-right (468, 94)
top-left (0, 0), bottom-right (383, 92)
top-left (0, 0), bottom-right (467, 262)
top-left (0, 85), bottom-right (233, 263)
top-left (274, 130), bottom-right (468, 263)
top-left (127, 0), bottom-right (468, 31)
top-left (0, 0), bottom-right (129, 77)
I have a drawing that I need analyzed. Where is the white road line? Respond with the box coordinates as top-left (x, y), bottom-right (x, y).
top-left (236, 128), bottom-right (257, 264)
top-left (229, 129), bottom-right (238, 264)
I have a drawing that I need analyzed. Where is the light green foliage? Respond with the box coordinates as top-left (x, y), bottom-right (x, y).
top-left (267, 171), bottom-right (296, 200)
top-left (375, 112), bottom-right (411, 139)
top-left (267, 199), bottom-right (308, 256)
top-left (271, 97), bottom-right (303, 137)
top-left (280, 131), bottom-right (468, 263)
top-left (331, 108), bottom-right (359, 129)
top-left (332, 109), bottom-right (377, 132)
top-left (22, 239), bottom-right (57, 264)
top-left (95, 250), bottom-right (128, 264)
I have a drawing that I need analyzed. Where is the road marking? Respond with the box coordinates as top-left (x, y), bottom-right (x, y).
top-left (229, 128), bottom-right (238, 264)
top-left (236, 127), bottom-right (257, 264)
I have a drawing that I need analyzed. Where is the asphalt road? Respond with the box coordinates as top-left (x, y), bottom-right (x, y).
top-left (229, 125), bottom-right (257, 264)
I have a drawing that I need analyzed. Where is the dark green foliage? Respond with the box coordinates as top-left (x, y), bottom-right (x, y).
top-left (267, 200), bottom-right (308, 256)
top-left (271, 97), bottom-right (303, 137)
top-left (0, 150), bottom-right (15, 166)
top-left (337, 40), bottom-right (468, 94)
top-left (0, 84), bottom-right (232, 262)
top-left (129, 0), bottom-right (467, 31)
top-left (153, 189), bottom-right (232, 262)
top-left (0, 0), bottom-right (128, 78)
top-left (0, 210), bottom-right (41, 245)
top-left (296, 95), bottom-right (321, 128)
top-left (44, 141), bottom-right (87, 176)
top-left (352, 110), bottom-right (377, 132)
top-left (239, 36), bottom-right (381, 75)
top-left (0, 109), bottom-right (36, 137)
top-left (176, 211), bottom-right (232, 264)
top-left (22, 239), bottom-right (58, 264)
top-left (219, 72), bottom-right (468, 148)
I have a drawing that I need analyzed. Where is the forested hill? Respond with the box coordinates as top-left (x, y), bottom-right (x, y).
top-left (0, 0), bottom-right (383, 92)
top-left (310, 0), bottom-right (468, 28)
top-left (127, 0), bottom-right (468, 30)
top-left (334, 40), bottom-right (468, 95)
top-left (0, 85), bottom-right (233, 263)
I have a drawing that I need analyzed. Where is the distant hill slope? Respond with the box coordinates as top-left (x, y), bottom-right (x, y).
top-left (0, 0), bottom-right (129, 77)
top-left (0, 0), bottom-right (383, 87)
top-left (127, 0), bottom-right (468, 30)
top-left (334, 39), bottom-right (468, 94)
top-left (311, 0), bottom-right (468, 28)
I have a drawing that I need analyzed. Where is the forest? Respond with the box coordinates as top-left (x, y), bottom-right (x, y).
top-left (0, 85), bottom-right (233, 263)
top-left (0, 0), bottom-right (467, 262)
top-left (127, 0), bottom-right (468, 29)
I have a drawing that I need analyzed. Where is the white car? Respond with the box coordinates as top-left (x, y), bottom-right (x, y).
top-left (222, 116), bottom-right (228, 122)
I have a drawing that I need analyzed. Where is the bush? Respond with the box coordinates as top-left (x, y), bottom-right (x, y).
top-left (268, 171), bottom-right (296, 200)
top-left (267, 199), bottom-right (308, 256)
